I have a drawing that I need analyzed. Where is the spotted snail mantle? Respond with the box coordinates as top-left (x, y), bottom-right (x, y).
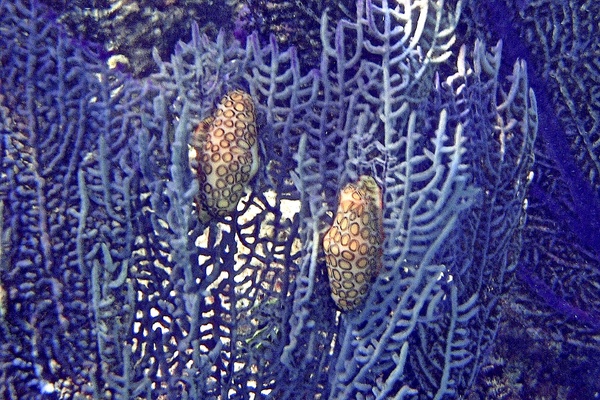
top-left (323, 176), bottom-right (383, 311)
top-left (192, 89), bottom-right (259, 223)
top-left (191, 92), bottom-right (383, 312)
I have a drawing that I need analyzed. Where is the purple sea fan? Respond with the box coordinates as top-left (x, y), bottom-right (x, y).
top-left (0, 0), bottom-right (539, 398)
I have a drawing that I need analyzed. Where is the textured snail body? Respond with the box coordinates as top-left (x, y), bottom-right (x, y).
top-left (322, 176), bottom-right (383, 311)
top-left (193, 89), bottom-right (259, 222)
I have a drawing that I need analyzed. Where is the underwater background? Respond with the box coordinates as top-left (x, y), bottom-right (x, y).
top-left (1, 0), bottom-right (599, 398)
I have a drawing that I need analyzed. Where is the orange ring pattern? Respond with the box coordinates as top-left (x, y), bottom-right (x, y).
top-left (193, 89), bottom-right (259, 221)
top-left (323, 176), bottom-right (383, 311)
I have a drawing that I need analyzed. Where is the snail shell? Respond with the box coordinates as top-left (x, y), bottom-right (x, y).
top-left (193, 89), bottom-right (259, 222)
top-left (323, 176), bottom-right (383, 311)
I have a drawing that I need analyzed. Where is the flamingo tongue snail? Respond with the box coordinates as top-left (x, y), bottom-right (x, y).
top-left (322, 176), bottom-right (383, 311)
top-left (192, 89), bottom-right (259, 222)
